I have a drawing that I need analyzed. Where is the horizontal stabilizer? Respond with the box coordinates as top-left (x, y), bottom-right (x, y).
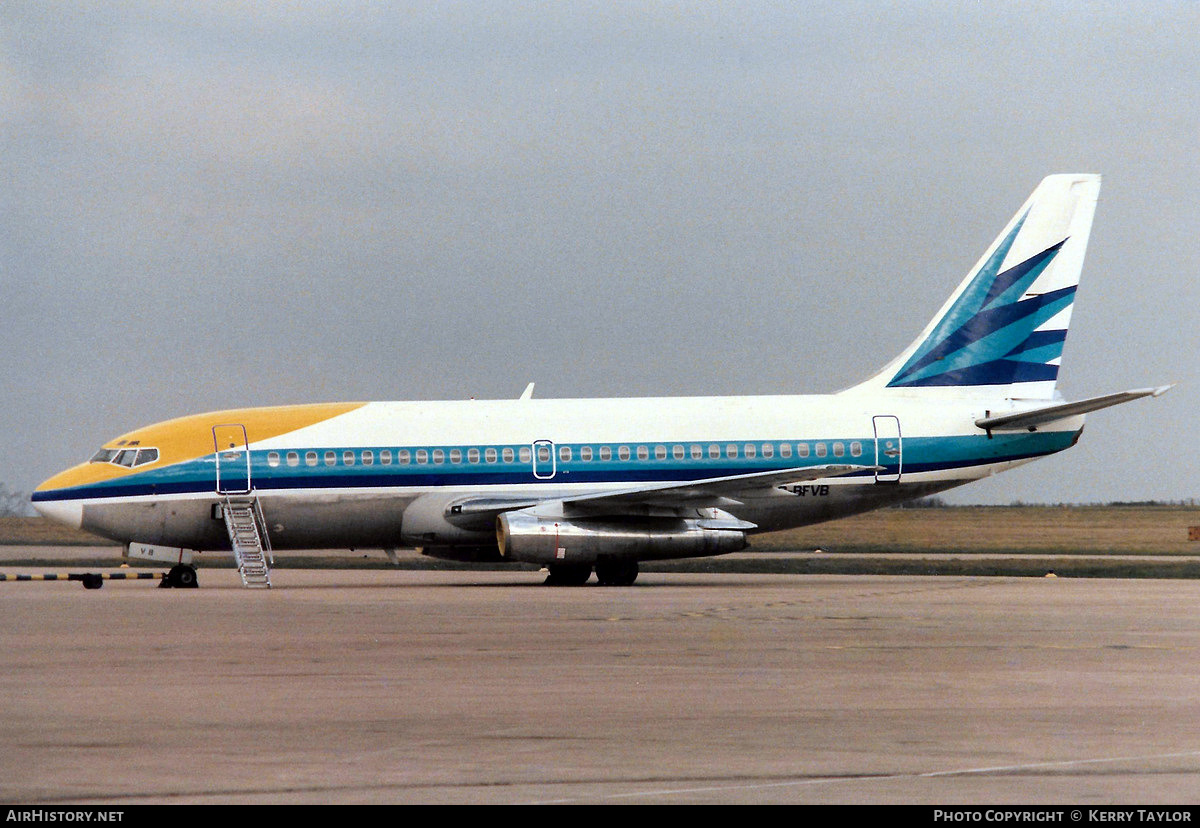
top-left (975, 385), bottom-right (1173, 431)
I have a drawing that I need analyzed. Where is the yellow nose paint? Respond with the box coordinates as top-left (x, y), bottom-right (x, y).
top-left (36, 402), bottom-right (364, 492)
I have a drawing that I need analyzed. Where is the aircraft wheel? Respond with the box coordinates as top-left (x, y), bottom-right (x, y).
top-left (544, 564), bottom-right (591, 586)
top-left (167, 564), bottom-right (199, 589)
top-left (596, 560), bottom-right (638, 587)
top-left (80, 573), bottom-right (104, 590)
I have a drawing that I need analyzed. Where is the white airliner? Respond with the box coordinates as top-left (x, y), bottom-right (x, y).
top-left (33, 174), bottom-right (1168, 587)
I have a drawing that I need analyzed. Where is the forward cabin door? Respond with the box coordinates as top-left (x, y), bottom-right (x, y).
top-left (213, 424), bottom-right (252, 495)
top-left (872, 415), bottom-right (902, 484)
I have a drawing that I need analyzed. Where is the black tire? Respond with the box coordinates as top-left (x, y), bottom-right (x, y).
top-left (595, 560), bottom-right (638, 587)
top-left (544, 564), bottom-right (592, 586)
top-left (168, 564), bottom-right (199, 589)
top-left (80, 573), bottom-right (104, 590)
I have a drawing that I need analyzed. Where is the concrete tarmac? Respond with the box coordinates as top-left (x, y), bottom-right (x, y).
top-left (2, 566), bottom-right (1200, 804)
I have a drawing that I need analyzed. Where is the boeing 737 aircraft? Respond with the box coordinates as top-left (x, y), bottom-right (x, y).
top-left (33, 174), bottom-right (1168, 588)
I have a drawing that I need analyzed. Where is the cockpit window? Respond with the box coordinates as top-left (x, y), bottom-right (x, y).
top-left (90, 447), bottom-right (159, 468)
top-left (135, 448), bottom-right (159, 466)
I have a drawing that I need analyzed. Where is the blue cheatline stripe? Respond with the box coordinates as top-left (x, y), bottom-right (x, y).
top-left (31, 429), bottom-right (1080, 502)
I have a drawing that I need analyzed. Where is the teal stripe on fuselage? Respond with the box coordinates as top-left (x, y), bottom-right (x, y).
top-left (31, 429), bottom-right (1079, 502)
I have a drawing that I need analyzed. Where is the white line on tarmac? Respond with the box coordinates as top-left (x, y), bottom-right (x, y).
top-left (525, 749), bottom-right (1200, 804)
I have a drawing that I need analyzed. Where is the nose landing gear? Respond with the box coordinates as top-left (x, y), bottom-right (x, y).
top-left (160, 564), bottom-right (199, 589)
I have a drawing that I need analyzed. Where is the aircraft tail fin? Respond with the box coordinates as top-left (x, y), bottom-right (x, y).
top-left (846, 174), bottom-right (1102, 399)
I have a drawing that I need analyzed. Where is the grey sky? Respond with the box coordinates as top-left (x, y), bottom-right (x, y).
top-left (3, 2), bottom-right (1198, 506)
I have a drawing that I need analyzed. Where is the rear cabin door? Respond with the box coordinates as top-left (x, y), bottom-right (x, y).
top-left (872, 415), bottom-right (902, 484)
top-left (532, 439), bottom-right (556, 480)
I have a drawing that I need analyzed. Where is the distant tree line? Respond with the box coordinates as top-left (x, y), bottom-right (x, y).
top-left (0, 484), bottom-right (31, 517)
top-left (896, 496), bottom-right (1198, 509)
top-left (894, 496), bottom-right (950, 509)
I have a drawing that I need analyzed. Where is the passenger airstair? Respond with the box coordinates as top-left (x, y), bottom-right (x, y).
top-left (222, 498), bottom-right (273, 588)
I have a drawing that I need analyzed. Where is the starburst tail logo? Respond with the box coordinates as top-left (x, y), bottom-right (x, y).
top-left (888, 212), bottom-right (1075, 388)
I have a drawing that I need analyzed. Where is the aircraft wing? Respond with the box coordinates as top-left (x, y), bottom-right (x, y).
top-left (444, 464), bottom-right (875, 528)
top-left (560, 464), bottom-right (875, 510)
top-left (974, 385), bottom-right (1172, 431)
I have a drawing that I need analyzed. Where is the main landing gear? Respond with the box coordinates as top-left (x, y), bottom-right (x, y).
top-left (544, 560), bottom-right (639, 587)
top-left (595, 559), bottom-right (638, 587)
top-left (160, 564), bottom-right (199, 589)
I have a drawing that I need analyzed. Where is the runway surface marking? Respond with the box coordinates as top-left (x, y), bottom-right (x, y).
top-left (525, 748), bottom-right (1200, 804)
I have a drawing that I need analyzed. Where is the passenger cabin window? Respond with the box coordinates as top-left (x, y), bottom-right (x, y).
top-left (655, 445), bottom-right (667, 460)
top-left (306, 451), bottom-right (318, 466)
top-left (580, 446), bottom-right (593, 462)
top-left (637, 446), bottom-right (648, 461)
top-left (815, 443), bottom-right (827, 458)
top-left (850, 441), bottom-right (863, 457)
top-left (362, 450), bottom-right (374, 466)
top-left (673, 445), bottom-right (685, 460)
top-left (286, 451), bottom-right (299, 467)
top-left (559, 446), bottom-right (572, 462)
top-left (833, 442), bottom-right (845, 458)
top-left (468, 448), bottom-right (480, 463)
top-left (762, 444), bottom-right (774, 459)
top-left (619, 446), bottom-right (631, 461)
top-left (797, 443), bottom-right (810, 458)
top-left (486, 448), bottom-right (498, 463)
top-left (727, 444), bottom-right (738, 459)
top-left (708, 444), bottom-right (720, 459)
top-left (449, 449), bottom-right (462, 464)
top-left (432, 449), bottom-right (445, 464)
top-left (744, 444), bottom-right (756, 459)
top-left (518, 447), bottom-right (531, 463)
top-left (380, 449), bottom-right (392, 465)
top-left (343, 450), bottom-right (356, 465)
top-left (398, 450), bottom-right (410, 465)
top-left (416, 450), bottom-right (428, 464)
top-left (267, 452), bottom-right (281, 468)
top-left (503, 448), bottom-right (515, 463)
top-left (780, 444), bottom-right (793, 459)
top-left (690, 445), bottom-right (702, 460)
top-left (325, 451), bottom-right (337, 466)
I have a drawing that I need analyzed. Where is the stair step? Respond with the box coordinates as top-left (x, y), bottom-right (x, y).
top-left (222, 498), bottom-right (273, 589)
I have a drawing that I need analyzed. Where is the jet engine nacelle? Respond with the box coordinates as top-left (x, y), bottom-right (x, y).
top-left (496, 510), bottom-right (748, 565)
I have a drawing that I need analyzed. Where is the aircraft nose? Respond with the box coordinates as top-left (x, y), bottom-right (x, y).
top-left (31, 466), bottom-right (89, 529)
top-left (31, 496), bottom-right (83, 530)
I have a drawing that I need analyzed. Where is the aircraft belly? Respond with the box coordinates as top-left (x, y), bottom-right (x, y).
top-left (255, 493), bottom-right (413, 549)
top-left (81, 493), bottom-right (417, 551)
top-left (739, 480), bottom-right (966, 534)
top-left (83, 498), bottom-right (233, 549)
